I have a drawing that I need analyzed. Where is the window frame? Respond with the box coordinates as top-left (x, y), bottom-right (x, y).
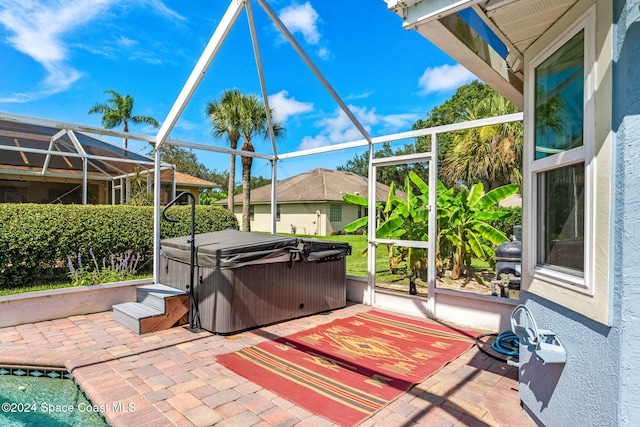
top-left (526, 9), bottom-right (595, 294)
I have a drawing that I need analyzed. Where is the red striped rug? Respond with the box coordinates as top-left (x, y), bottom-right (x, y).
top-left (217, 310), bottom-right (475, 426)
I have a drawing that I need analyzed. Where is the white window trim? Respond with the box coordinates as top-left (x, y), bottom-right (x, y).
top-left (526, 7), bottom-right (596, 295)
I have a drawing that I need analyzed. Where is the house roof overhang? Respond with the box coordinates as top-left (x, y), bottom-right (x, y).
top-left (385, 0), bottom-right (579, 109)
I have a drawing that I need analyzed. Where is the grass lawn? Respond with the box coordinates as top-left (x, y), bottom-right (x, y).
top-left (311, 234), bottom-right (494, 293)
top-left (300, 234), bottom-right (388, 278)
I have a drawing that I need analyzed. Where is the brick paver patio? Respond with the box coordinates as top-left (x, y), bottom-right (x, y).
top-left (0, 304), bottom-right (535, 426)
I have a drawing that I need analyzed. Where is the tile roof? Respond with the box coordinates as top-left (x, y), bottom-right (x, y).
top-left (222, 168), bottom-right (395, 204)
top-left (159, 170), bottom-right (220, 188)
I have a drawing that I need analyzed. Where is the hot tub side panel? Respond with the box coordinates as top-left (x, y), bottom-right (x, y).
top-left (158, 256), bottom-right (190, 293)
top-left (159, 255), bottom-right (346, 333)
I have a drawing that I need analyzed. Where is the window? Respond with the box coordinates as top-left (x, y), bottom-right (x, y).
top-left (329, 205), bottom-right (342, 222)
top-left (537, 164), bottom-right (585, 275)
top-left (534, 30), bottom-right (584, 160)
top-left (528, 11), bottom-right (594, 292)
top-left (249, 206), bottom-right (254, 221)
top-left (276, 206), bottom-right (281, 222)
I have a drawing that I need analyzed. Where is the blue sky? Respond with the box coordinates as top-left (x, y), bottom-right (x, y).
top-left (0, 0), bottom-right (476, 180)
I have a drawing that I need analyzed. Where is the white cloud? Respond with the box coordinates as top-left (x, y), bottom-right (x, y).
top-left (316, 47), bottom-right (330, 60)
top-left (279, 2), bottom-right (320, 45)
top-left (418, 63), bottom-right (475, 94)
top-left (297, 105), bottom-right (420, 150)
top-left (0, 0), bottom-right (183, 101)
top-left (278, 2), bottom-right (330, 60)
top-left (0, 0), bottom-right (112, 98)
top-left (268, 90), bottom-right (314, 122)
top-left (146, 0), bottom-right (186, 22)
top-left (346, 91), bottom-right (374, 101)
top-left (118, 36), bottom-right (139, 48)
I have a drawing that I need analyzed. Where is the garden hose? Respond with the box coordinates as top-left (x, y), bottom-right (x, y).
top-left (475, 330), bottom-right (519, 363)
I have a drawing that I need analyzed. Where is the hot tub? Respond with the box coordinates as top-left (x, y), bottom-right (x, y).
top-left (158, 228), bottom-right (351, 334)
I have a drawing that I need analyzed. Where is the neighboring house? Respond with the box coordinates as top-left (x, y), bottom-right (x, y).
top-left (385, 0), bottom-right (639, 425)
top-left (0, 119), bottom-right (218, 205)
top-left (148, 170), bottom-right (219, 205)
top-left (219, 168), bottom-right (397, 236)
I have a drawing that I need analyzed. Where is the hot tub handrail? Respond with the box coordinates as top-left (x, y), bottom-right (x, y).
top-left (162, 192), bottom-right (201, 332)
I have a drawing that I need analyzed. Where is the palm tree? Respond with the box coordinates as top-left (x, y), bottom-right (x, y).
top-left (206, 89), bottom-right (242, 212)
top-left (442, 94), bottom-right (522, 190)
top-left (237, 94), bottom-right (284, 232)
top-left (88, 89), bottom-right (159, 149)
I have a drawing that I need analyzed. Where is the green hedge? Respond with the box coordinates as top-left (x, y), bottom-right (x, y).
top-left (0, 204), bottom-right (238, 289)
top-left (491, 206), bottom-right (522, 239)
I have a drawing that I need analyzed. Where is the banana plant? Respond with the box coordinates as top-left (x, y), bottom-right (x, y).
top-left (343, 182), bottom-right (400, 274)
top-left (344, 174), bottom-right (519, 283)
top-left (344, 172), bottom-right (431, 290)
top-left (438, 182), bottom-right (518, 279)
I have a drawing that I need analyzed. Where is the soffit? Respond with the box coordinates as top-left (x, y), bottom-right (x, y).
top-left (482, 0), bottom-right (578, 54)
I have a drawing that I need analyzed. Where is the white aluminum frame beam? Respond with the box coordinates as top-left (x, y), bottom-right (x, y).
top-left (67, 131), bottom-right (116, 178)
top-left (427, 133), bottom-right (438, 317)
top-left (155, 0), bottom-right (244, 149)
top-left (163, 138), bottom-right (274, 161)
top-left (371, 152), bottom-right (433, 167)
top-left (0, 168), bottom-right (114, 181)
top-left (368, 152), bottom-right (437, 313)
top-left (375, 239), bottom-right (431, 249)
top-left (42, 129), bottom-right (67, 175)
top-left (278, 113), bottom-right (523, 159)
top-left (152, 0), bottom-right (245, 277)
top-left (67, 131), bottom-right (89, 204)
top-left (246, 1), bottom-right (280, 234)
top-left (246, 0), bottom-right (278, 159)
top-left (0, 111), bottom-right (155, 146)
top-left (0, 144), bottom-right (157, 166)
top-left (256, 0), bottom-right (372, 144)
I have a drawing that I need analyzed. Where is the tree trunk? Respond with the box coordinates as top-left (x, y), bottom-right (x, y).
top-left (452, 251), bottom-right (464, 280)
top-left (451, 229), bottom-right (465, 280)
top-left (227, 135), bottom-right (239, 212)
top-left (122, 121), bottom-right (129, 150)
top-left (241, 140), bottom-right (254, 232)
top-left (227, 154), bottom-right (236, 212)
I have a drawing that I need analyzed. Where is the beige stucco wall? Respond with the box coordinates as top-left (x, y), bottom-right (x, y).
top-left (522, 0), bottom-right (612, 325)
top-left (175, 186), bottom-right (200, 205)
top-left (233, 202), bottom-right (363, 236)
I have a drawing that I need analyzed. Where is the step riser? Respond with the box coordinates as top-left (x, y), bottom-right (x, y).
top-left (113, 308), bottom-right (142, 334)
top-left (113, 284), bottom-right (188, 334)
top-left (137, 292), bottom-right (166, 312)
top-left (136, 284), bottom-right (186, 312)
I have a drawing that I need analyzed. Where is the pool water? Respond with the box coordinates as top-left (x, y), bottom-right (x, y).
top-left (0, 371), bottom-right (107, 427)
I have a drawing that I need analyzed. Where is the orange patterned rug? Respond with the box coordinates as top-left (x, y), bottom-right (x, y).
top-left (217, 310), bottom-right (475, 426)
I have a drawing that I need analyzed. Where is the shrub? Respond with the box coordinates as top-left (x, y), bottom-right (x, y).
top-left (67, 249), bottom-right (141, 286)
top-left (0, 204), bottom-right (238, 289)
top-left (491, 206), bottom-right (522, 239)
